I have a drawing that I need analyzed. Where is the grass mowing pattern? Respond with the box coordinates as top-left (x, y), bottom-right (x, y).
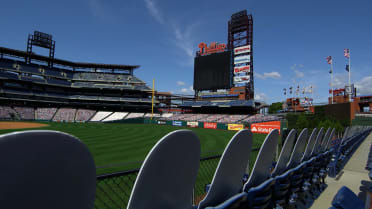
top-left (0, 121), bottom-right (267, 208)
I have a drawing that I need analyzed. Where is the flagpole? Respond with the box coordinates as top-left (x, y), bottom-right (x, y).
top-left (348, 50), bottom-right (351, 102)
top-left (331, 62), bottom-right (334, 104)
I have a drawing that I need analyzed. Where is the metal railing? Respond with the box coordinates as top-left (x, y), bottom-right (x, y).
top-left (94, 155), bottom-right (222, 209)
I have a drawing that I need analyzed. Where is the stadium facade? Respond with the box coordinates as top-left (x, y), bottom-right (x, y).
top-left (0, 31), bottom-right (157, 114)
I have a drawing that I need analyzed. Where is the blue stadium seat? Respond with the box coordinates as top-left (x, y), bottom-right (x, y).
top-left (127, 130), bottom-right (200, 209)
top-left (0, 130), bottom-right (96, 209)
top-left (331, 186), bottom-right (365, 209)
top-left (244, 178), bottom-right (276, 209)
top-left (198, 130), bottom-right (253, 209)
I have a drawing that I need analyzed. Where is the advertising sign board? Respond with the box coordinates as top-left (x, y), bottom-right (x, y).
top-left (234, 55), bottom-right (250, 64)
top-left (204, 122), bottom-right (217, 129)
top-left (234, 45), bottom-right (251, 55)
top-left (172, 121), bottom-right (183, 126)
top-left (187, 121), bottom-right (199, 128)
top-left (228, 124), bottom-right (244, 130)
top-left (157, 121), bottom-right (166, 125)
top-left (234, 65), bottom-right (250, 74)
top-left (250, 121), bottom-right (281, 134)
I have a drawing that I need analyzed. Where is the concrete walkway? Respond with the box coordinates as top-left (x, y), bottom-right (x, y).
top-left (310, 132), bottom-right (372, 209)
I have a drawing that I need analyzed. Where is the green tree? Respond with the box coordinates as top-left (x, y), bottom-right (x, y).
top-left (296, 113), bottom-right (309, 130)
top-left (269, 102), bottom-right (283, 114)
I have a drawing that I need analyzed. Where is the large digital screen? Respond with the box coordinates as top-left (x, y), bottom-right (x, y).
top-left (193, 51), bottom-right (231, 91)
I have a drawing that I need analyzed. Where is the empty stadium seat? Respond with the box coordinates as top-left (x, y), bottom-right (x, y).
top-left (243, 129), bottom-right (278, 189)
top-left (127, 130), bottom-right (200, 209)
top-left (330, 186), bottom-right (365, 209)
top-left (0, 131), bottom-right (96, 209)
top-left (198, 130), bottom-right (253, 209)
top-left (272, 129), bottom-right (296, 176)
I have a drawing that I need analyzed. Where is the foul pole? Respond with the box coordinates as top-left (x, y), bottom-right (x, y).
top-left (151, 79), bottom-right (155, 120)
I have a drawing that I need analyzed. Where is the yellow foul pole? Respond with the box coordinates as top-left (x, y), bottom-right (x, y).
top-left (151, 79), bottom-right (155, 120)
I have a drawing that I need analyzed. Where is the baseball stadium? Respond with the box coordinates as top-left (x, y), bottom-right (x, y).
top-left (1, 8), bottom-right (372, 209)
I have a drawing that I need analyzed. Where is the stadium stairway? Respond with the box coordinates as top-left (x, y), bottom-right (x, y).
top-left (310, 130), bottom-right (372, 209)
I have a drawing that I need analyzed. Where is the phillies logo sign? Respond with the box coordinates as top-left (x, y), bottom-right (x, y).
top-left (234, 66), bottom-right (250, 74)
top-left (198, 42), bottom-right (226, 56)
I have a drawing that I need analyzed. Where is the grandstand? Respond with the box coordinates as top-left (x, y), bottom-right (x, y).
top-left (0, 32), bottom-right (158, 113)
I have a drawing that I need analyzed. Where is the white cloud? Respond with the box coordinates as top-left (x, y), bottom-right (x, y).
top-left (256, 71), bottom-right (281, 79)
top-left (180, 85), bottom-right (194, 94)
top-left (177, 81), bottom-right (185, 86)
top-left (254, 92), bottom-right (268, 102)
top-left (144, 0), bottom-right (164, 24)
top-left (355, 76), bottom-right (372, 95)
top-left (291, 64), bottom-right (305, 78)
top-left (143, 0), bottom-right (198, 64)
top-left (87, 0), bottom-right (115, 20)
top-left (294, 70), bottom-right (304, 78)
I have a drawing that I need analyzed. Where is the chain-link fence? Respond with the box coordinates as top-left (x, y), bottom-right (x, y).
top-left (94, 155), bottom-right (222, 209)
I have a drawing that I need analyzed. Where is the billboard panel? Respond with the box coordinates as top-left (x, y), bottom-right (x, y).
top-left (234, 55), bottom-right (250, 64)
top-left (233, 76), bottom-right (250, 83)
top-left (194, 51), bottom-right (232, 90)
top-left (250, 121), bottom-right (281, 134)
top-left (187, 121), bottom-right (199, 128)
top-left (172, 121), bottom-right (183, 126)
top-left (157, 121), bottom-right (166, 125)
top-left (228, 124), bottom-right (244, 130)
top-left (234, 65), bottom-right (250, 74)
top-left (234, 45), bottom-right (251, 55)
top-left (204, 122), bottom-right (217, 129)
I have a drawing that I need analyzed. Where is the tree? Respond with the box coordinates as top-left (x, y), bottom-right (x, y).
top-left (296, 113), bottom-right (309, 130)
top-left (269, 102), bottom-right (283, 114)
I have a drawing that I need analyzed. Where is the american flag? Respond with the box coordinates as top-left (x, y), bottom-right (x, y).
top-left (326, 56), bottom-right (332, 64)
top-left (283, 88), bottom-right (286, 95)
top-left (344, 49), bottom-right (350, 58)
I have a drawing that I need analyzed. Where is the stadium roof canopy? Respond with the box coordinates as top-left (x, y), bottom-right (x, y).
top-left (0, 47), bottom-right (139, 70)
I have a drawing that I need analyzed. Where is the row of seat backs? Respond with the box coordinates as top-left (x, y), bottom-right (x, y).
top-left (0, 126), bottom-right (338, 209)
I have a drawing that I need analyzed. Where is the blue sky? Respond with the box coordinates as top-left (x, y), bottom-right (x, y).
top-left (1, 0), bottom-right (371, 104)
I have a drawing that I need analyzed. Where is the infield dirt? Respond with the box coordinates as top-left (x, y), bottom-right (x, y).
top-left (0, 122), bottom-right (49, 130)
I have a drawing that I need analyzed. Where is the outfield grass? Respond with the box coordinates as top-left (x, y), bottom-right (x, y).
top-left (0, 122), bottom-right (267, 174)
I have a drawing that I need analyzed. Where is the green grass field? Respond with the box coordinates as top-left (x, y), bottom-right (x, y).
top-left (0, 121), bottom-right (269, 207)
top-left (0, 121), bottom-right (267, 174)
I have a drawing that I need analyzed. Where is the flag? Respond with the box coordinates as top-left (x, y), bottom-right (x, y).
top-left (289, 87), bottom-right (293, 94)
top-left (346, 64), bottom-right (349, 72)
top-left (309, 86), bottom-right (313, 93)
top-left (283, 88), bottom-right (286, 95)
top-left (329, 69), bottom-right (332, 74)
top-left (344, 49), bottom-right (350, 58)
top-left (326, 56), bottom-right (332, 64)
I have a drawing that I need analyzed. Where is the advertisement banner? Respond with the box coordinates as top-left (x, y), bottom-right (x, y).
top-left (157, 121), bottom-right (166, 125)
top-left (234, 76), bottom-right (250, 82)
top-left (234, 65), bottom-right (250, 74)
top-left (204, 122), bottom-right (217, 129)
top-left (228, 124), bottom-right (244, 131)
top-left (251, 121), bottom-right (281, 134)
top-left (187, 121), bottom-right (199, 128)
top-left (234, 55), bottom-right (250, 64)
top-left (172, 121), bottom-right (183, 126)
top-left (234, 45), bottom-right (251, 55)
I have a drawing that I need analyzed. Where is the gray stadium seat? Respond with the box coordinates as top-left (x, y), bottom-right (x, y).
top-left (272, 129), bottom-right (296, 176)
top-left (243, 129), bottom-right (279, 190)
top-left (311, 127), bottom-right (324, 156)
top-left (321, 128), bottom-right (332, 151)
top-left (301, 128), bottom-right (318, 162)
top-left (287, 128), bottom-right (308, 169)
top-left (325, 128), bottom-right (336, 151)
top-left (127, 130), bottom-right (200, 209)
top-left (198, 130), bottom-right (253, 209)
top-left (0, 130), bottom-right (96, 209)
